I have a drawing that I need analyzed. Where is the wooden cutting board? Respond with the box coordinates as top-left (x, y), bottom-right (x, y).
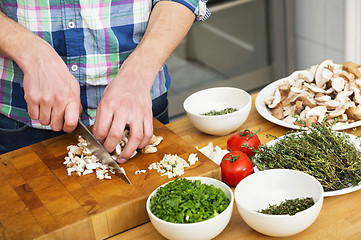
top-left (0, 119), bottom-right (221, 240)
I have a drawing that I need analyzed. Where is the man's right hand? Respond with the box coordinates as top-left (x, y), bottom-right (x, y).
top-left (22, 43), bottom-right (82, 132)
top-left (0, 12), bottom-right (82, 132)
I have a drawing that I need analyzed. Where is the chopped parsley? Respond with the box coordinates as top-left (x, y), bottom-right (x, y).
top-left (150, 178), bottom-right (230, 223)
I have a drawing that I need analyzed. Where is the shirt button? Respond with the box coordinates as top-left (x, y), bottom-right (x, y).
top-left (68, 21), bottom-right (75, 29)
top-left (71, 64), bottom-right (78, 71)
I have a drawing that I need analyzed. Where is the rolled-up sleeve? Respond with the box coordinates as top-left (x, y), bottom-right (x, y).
top-left (153, 0), bottom-right (210, 22)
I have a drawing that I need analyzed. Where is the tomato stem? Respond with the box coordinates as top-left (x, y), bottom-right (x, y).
top-left (237, 127), bottom-right (261, 140)
top-left (224, 150), bottom-right (241, 163)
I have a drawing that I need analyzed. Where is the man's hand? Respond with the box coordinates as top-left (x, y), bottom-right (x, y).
top-left (92, 67), bottom-right (154, 162)
top-left (0, 12), bottom-right (82, 132)
top-left (22, 43), bottom-right (82, 132)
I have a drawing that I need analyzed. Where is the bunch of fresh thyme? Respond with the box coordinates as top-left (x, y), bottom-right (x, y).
top-left (253, 121), bottom-right (361, 191)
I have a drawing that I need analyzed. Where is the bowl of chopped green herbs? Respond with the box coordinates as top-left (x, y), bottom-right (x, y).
top-left (146, 177), bottom-right (234, 240)
top-left (234, 169), bottom-right (324, 237)
top-left (183, 87), bottom-right (251, 135)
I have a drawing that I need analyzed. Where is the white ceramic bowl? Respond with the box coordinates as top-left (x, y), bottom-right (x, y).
top-left (234, 169), bottom-right (324, 237)
top-left (146, 177), bottom-right (234, 240)
top-left (183, 87), bottom-right (252, 135)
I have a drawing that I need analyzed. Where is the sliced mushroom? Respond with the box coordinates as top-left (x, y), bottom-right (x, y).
top-left (299, 106), bottom-right (311, 121)
top-left (283, 114), bottom-right (295, 124)
top-left (304, 83), bottom-right (326, 93)
top-left (290, 70), bottom-right (314, 82)
top-left (329, 63), bottom-right (343, 75)
top-left (356, 79), bottom-right (361, 88)
top-left (315, 59), bottom-right (333, 87)
top-left (348, 81), bottom-right (361, 105)
top-left (339, 70), bottom-right (356, 82)
top-left (346, 105), bottom-right (361, 120)
top-left (268, 87), bottom-right (282, 108)
top-left (336, 90), bottom-right (353, 99)
top-left (343, 61), bottom-right (361, 78)
top-left (331, 77), bottom-right (345, 92)
top-left (318, 99), bottom-right (340, 110)
top-left (305, 106), bottom-right (327, 123)
top-left (305, 116), bottom-right (318, 126)
top-left (283, 105), bottom-right (295, 117)
top-left (309, 64), bottom-right (318, 76)
top-left (148, 135), bottom-right (164, 146)
top-left (298, 92), bottom-right (317, 108)
top-left (327, 96), bottom-right (354, 118)
top-left (295, 100), bottom-right (303, 115)
top-left (271, 103), bottom-right (284, 119)
top-left (281, 85), bottom-right (305, 106)
top-left (314, 93), bottom-right (331, 102)
top-left (290, 86), bottom-right (303, 94)
top-left (264, 96), bottom-right (275, 106)
top-left (283, 77), bottom-right (295, 86)
top-left (112, 144), bottom-right (122, 156)
top-left (140, 146), bottom-right (158, 154)
top-left (292, 79), bottom-right (305, 89)
top-left (278, 84), bottom-right (291, 101)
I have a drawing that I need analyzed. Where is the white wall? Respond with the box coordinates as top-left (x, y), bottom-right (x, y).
top-left (294, 0), bottom-right (345, 69)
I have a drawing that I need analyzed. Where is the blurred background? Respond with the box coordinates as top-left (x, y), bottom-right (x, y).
top-left (167, 0), bottom-right (360, 121)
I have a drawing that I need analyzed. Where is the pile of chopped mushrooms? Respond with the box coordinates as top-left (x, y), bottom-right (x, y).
top-left (64, 129), bottom-right (201, 180)
top-left (264, 59), bottom-right (361, 126)
top-left (64, 131), bottom-right (163, 180)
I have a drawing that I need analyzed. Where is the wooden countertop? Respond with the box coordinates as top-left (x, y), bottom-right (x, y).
top-left (110, 93), bottom-right (361, 240)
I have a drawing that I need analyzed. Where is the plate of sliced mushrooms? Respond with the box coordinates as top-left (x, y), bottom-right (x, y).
top-left (255, 59), bottom-right (361, 130)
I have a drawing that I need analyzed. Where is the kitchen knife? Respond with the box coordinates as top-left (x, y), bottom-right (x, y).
top-left (74, 120), bottom-right (132, 185)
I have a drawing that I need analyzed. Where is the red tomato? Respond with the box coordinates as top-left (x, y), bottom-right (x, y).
top-left (220, 151), bottom-right (254, 186)
top-left (227, 128), bottom-right (261, 157)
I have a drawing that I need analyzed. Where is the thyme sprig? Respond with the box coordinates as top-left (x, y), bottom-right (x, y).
top-left (252, 122), bottom-right (361, 191)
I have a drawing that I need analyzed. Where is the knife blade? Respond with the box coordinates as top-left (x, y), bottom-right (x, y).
top-left (73, 120), bottom-right (132, 185)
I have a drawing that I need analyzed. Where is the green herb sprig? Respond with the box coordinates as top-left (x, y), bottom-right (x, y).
top-left (150, 178), bottom-right (230, 223)
top-left (252, 121), bottom-right (361, 191)
top-left (201, 107), bottom-right (238, 116)
top-left (258, 197), bottom-right (315, 216)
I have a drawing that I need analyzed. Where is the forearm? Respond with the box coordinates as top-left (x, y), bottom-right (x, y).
top-left (0, 11), bottom-right (53, 73)
top-left (119, 1), bottom-right (196, 89)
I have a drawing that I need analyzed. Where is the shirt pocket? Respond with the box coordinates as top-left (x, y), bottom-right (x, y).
top-left (84, 53), bottom-right (122, 86)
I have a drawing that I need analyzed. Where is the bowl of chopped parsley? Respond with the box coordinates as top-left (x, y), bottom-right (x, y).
top-left (183, 87), bottom-right (251, 135)
top-left (234, 169), bottom-right (324, 237)
top-left (146, 177), bottom-right (234, 240)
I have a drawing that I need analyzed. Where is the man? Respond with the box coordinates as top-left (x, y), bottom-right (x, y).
top-left (0, 0), bottom-right (210, 160)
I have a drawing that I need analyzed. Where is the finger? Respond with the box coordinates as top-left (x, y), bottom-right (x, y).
top-left (102, 115), bottom-right (126, 153)
top-left (24, 88), bottom-right (40, 120)
top-left (50, 95), bottom-right (67, 131)
top-left (138, 115), bottom-right (153, 149)
top-left (118, 119), bottom-right (143, 161)
top-left (63, 102), bottom-right (81, 132)
top-left (27, 103), bottom-right (40, 120)
top-left (93, 107), bottom-right (114, 145)
top-left (50, 106), bottom-right (64, 131)
top-left (38, 102), bottom-right (52, 126)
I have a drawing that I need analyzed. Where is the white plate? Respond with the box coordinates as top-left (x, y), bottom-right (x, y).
top-left (255, 78), bottom-right (361, 130)
top-left (254, 132), bottom-right (361, 197)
